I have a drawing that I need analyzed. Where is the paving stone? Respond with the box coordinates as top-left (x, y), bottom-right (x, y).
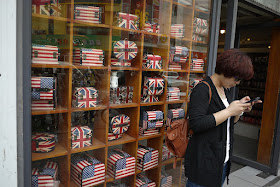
top-left (231, 170), bottom-right (270, 186)
top-left (223, 175), bottom-right (259, 187)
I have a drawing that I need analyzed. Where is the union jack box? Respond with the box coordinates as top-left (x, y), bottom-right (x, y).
top-left (191, 59), bottom-right (205, 71)
top-left (143, 77), bottom-right (165, 96)
top-left (137, 145), bottom-right (159, 171)
top-left (136, 174), bottom-right (156, 187)
top-left (32, 44), bottom-right (60, 64)
top-left (162, 144), bottom-right (173, 161)
top-left (113, 40), bottom-right (138, 61)
top-left (32, 161), bottom-right (58, 187)
top-left (169, 63), bottom-right (182, 70)
top-left (143, 54), bottom-right (163, 69)
top-left (142, 110), bottom-right (164, 130)
top-left (167, 108), bottom-right (185, 127)
top-left (111, 58), bottom-right (132, 67)
top-left (166, 87), bottom-right (180, 101)
top-left (109, 114), bottom-right (130, 135)
top-left (74, 5), bottom-right (102, 24)
top-left (160, 172), bottom-right (173, 187)
top-left (32, 0), bottom-right (61, 16)
top-left (71, 126), bottom-right (92, 149)
top-left (170, 46), bottom-right (189, 56)
top-left (73, 87), bottom-right (98, 108)
top-left (142, 95), bottom-right (159, 103)
top-left (32, 133), bottom-right (55, 153)
top-left (108, 149), bottom-right (136, 179)
top-left (192, 34), bottom-right (206, 42)
top-left (116, 12), bottom-right (139, 30)
top-left (73, 48), bottom-right (104, 66)
top-left (144, 22), bottom-right (160, 33)
top-left (170, 24), bottom-right (185, 38)
top-left (108, 132), bottom-right (122, 141)
top-left (110, 86), bottom-right (133, 104)
top-left (71, 154), bottom-right (105, 186)
top-left (193, 17), bottom-right (208, 36)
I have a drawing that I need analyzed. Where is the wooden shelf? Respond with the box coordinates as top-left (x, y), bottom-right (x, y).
top-left (71, 105), bottom-right (107, 112)
top-left (32, 62), bottom-right (70, 69)
top-left (108, 134), bottom-right (136, 147)
top-left (167, 69), bottom-right (189, 73)
top-left (112, 26), bottom-right (143, 34)
top-left (32, 13), bottom-right (70, 22)
top-left (161, 157), bottom-right (182, 166)
top-left (70, 180), bottom-right (104, 187)
top-left (32, 108), bottom-right (68, 116)
top-left (170, 36), bottom-right (191, 41)
top-left (192, 40), bottom-right (208, 45)
top-left (194, 8), bottom-right (210, 14)
top-left (142, 68), bottom-right (165, 72)
top-left (109, 103), bottom-right (138, 109)
top-left (166, 99), bottom-right (187, 104)
top-left (143, 31), bottom-right (168, 37)
top-left (73, 20), bottom-right (110, 28)
top-left (140, 101), bottom-right (165, 106)
top-left (70, 138), bottom-right (105, 154)
top-left (32, 143), bottom-right (68, 161)
top-left (190, 70), bottom-right (205, 73)
top-left (110, 67), bottom-right (140, 71)
top-left (105, 175), bottom-right (115, 183)
top-left (138, 133), bottom-right (162, 141)
top-left (173, 1), bottom-right (193, 9)
top-left (71, 65), bottom-right (108, 70)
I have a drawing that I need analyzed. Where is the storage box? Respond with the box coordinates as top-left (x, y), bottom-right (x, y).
top-left (31, 77), bottom-right (56, 101)
top-left (73, 87), bottom-right (98, 108)
top-left (137, 145), bottom-right (159, 171)
top-left (71, 126), bottom-right (92, 149)
top-left (144, 22), bottom-right (160, 33)
top-left (162, 144), bottom-right (173, 161)
top-left (73, 48), bottom-right (104, 66)
top-left (193, 17), bottom-right (208, 36)
top-left (113, 40), bottom-right (138, 61)
top-left (32, 44), bottom-right (59, 64)
top-left (160, 173), bottom-right (172, 187)
top-left (136, 174), bottom-right (156, 187)
top-left (166, 87), bottom-right (180, 101)
top-left (170, 46), bottom-right (189, 56)
top-left (168, 64), bottom-right (182, 70)
top-left (71, 154), bottom-right (105, 186)
top-left (32, 133), bottom-right (55, 153)
top-left (142, 54), bottom-right (162, 69)
top-left (139, 127), bottom-right (160, 136)
top-left (111, 58), bottom-right (132, 67)
top-left (108, 132), bottom-right (122, 141)
top-left (108, 149), bottom-right (136, 179)
top-left (32, 0), bottom-right (62, 16)
top-left (143, 77), bottom-right (165, 96)
top-left (32, 161), bottom-right (58, 187)
top-left (170, 24), bottom-right (185, 38)
top-left (109, 114), bottom-right (130, 135)
top-left (167, 108), bottom-right (185, 126)
top-left (74, 5), bottom-right (102, 24)
top-left (110, 86), bottom-right (133, 104)
top-left (116, 12), bottom-right (139, 30)
top-left (191, 59), bottom-right (205, 71)
top-left (142, 95), bottom-right (159, 103)
top-left (142, 110), bottom-right (164, 130)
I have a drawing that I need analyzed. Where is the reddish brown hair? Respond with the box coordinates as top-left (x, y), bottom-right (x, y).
top-left (215, 49), bottom-right (254, 80)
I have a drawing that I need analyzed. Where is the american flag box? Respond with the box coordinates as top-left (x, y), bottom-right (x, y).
top-left (113, 40), bottom-right (138, 61)
top-left (162, 144), bottom-right (173, 161)
top-left (172, 56), bottom-right (188, 63)
top-left (167, 108), bottom-right (185, 127)
top-left (143, 54), bottom-right (163, 69)
top-left (139, 127), bottom-right (160, 136)
top-left (136, 174), bottom-right (156, 187)
top-left (143, 77), bottom-right (165, 96)
top-left (71, 126), bottom-right (92, 149)
top-left (170, 46), bottom-right (189, 56)
top-left (170, 24), bottom-right (185, 38)
top-left (142, 110), bottom-right (164, 130)
top-left (108, 132), bottom-right (122, 141)
top-left (137, 145), bottom-right (159, 171)
top-left (169, 63), bottom-right (182, 70)
top-left (193, 17), bottom-right (208, 36)
top-left (166, 87), bottom-right (180, 101)
top-left (142, 95), bottom-right (159, 103)
top-left (73, 87), bottom-right (98, 108)
top-left (160, 173), bottom-right (172, 187)
top-left (32, 100), bottom-right (55, 110)
top-left (111, 58), bottom-right (132, 67)
top-left (109, 114), bottom-right (130, 135)
top-left (32, 133), bottom-right (55, 153)
top-left (107, 149), bottom-right (136, 179)
top-left (191, 59), bottom-right (205, 71)
top-left (73, 48), bottom-right (104, 66)
top-left (116, 12), bottom-right (139, 30)
top-left (32, 161), bottom-right (58, 187)
top-left (144, 22), bottom-right (160, 33)
top-left (31, 77), bottom-right (56, 101)
top-left (32, 44), bottom-right (59, 64)
top-left (74, 5), bottom-right (102, 24)
top-left (71, 154), bottom-right (105, 186)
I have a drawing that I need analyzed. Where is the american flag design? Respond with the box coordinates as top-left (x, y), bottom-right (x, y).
top-left (170, 46), bottom-right (189, 56)
top-left (108, 132), bottom-right (122, 141)
top-left (73, 48), bottom-right (104, 66)
top-left (172, 56), bottom-right (188, 63)
top-left (137, 145), bottom-right (159, 171)
top-left (71, 126), bottom-right (92, 149)
top-left (167, 108), bottom-right (185, 127)
top-left (108, 149), bottom-right (136, 179)
top-left (143, 77), bottom-right (165, 96)
top-left (143, 54), bottom-right (162, 69)
top-left (142, 95), bottom-right (159, 103)
top-left (113, 40), bottom-right (138, 61)
top-left (162, 145), bottom-right (173, 161)
top-left (142, 110), bottom-right (164, 130)
top-left (191, 59), bottom-right (205, 71)
top-left (160, 174), bottom-right (173, 187)
top-left (170, 24), bottom-right (185, 38)
top-left (166, 87), bottom-right (180, 101)
top-left (31, 77), bottom-right (55, 101)
top-left (116, 12), bottom-right (139, 30)
top-left (32, 133), bottom-right (55, 153)
top-left (32, 44), bottom-right (59, 64)
top-left (74, 5), bottom-right (102, 24)
top-left (109, 114), bottom-right (130, 135)
top-left (144, 22), bottom-right (160, 33)
top-left (32, 161), bottom-right (58, 187)
top-left (136, 174), bottom-right (156, 187)
top-left (32, 100), bottom-right (55, 110)
top-left (111, 58), bottom-right (132, 67)
top-left (139, 127), bottom-right (159, 136)
top-left (73, 87), bottom-right (98, 108)
top-left (71, 154), bottom-right (105, 187)
top-left (169, 63), bottom-right (182, 70)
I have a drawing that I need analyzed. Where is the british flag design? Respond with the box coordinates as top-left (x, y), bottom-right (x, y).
top-left (32, 44), bottom-right (59, 64)
top-left (73, 87), bottom-right (98, 108)
top-left (73, 48), bottom-right (104, 66)
top-left (191, 59), bottom-right (205, 71)
top-left (160, 174), bottom-right (173, 187)
top-left (113, 40), bottom-right (138, 61)
top-left (32, 0), bottom-right (51, 15)
top-left (31, 77), bottom-right (55, 101)
top-left (167, 87), bottom-right (180, 101)
top-left (108, 132), bottom-right (122, 141)
top-left (116, 12), bottom-right (139, 30)
top-left (192, 34), bottom-right (205, 42)
top-left (142, 110), bottom-right (164, 130)
top-left (74, 5), bottom-right (102, 24)
top-left (32, 133), bottom-right (55, 153)
top-left (143, 77), bottom-right (165, 96)
top-left (143, 54), bottom-right (162, 69)
top-left (170, 24), bottom-right (185, 38)
top-left (136, 174), bottom-right (156, 187)
top-left (169, 63), bottom-right (182, 70)
top-left (162, 144), bottom-right (173, 161)
top-left (71, 126), bottom-right (92, 149)
top-left (108, 149), bottom-right (136, 179)
top-left (111, 58), bottom-right (132, 67)
top-left (137, 145), bottom-right (159, 171)
top-left (193, 17), bottom-right (208, 36)
top-left (32, 161), bottom-right (58, 187)
top-left (144, 22), bottom-right (160, 33)
top-left (71, 154), bottom-right (105, 187)
top-left (109, 114), bottom-right (130, 135)
top-left (142, 95), bottom-right (159, 103)
top-left (167, 108), bottom-right (185, 126)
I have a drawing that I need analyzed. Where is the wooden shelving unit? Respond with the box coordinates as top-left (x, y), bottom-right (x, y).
top-left (31, 0), bottom-right (210, 186)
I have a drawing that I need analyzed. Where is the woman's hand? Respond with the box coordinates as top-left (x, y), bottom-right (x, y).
top-left (240, 96), bottom-right (262, 112)
top-left (226, 100), bottom-right (252, 116)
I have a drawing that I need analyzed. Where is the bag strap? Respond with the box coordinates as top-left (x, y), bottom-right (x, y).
top-left (200, 80), bottom-right (212, 104)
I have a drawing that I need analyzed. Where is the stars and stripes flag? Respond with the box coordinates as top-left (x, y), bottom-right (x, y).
top-left (143, 77), bottom-right (165, 95)
top-left (136, 174), bottom-right (156, 187)
top-left (32, 133), bottom-right (55, 153)
top-left (142, 110), bottom-right (164, 129)
top-left (73, 87), bottom-right (98, 108)
top-left (117, 12), bottom-right (139, 30)
top-left (143, 54), bottom-right (162, 69)
top-left (137, 145), bottom-right (159, 171)
top-left (167, 87), bottom-right (180, 101)
top-left (110, 114), bottom-right (130, 135)
top-left (191, 59), bottom-right (205, 71)
top-left (144, 22), bottom-right (159, 33)
top-left (73, 48), bottom-right (104, 66)
top-left (142, 95), bottom-right (159, 103)
top-left (32, 161), bottom-right (58, 187)
top-left (170, 24), bottom-right (185, 38)
top-left (167, 108), bottom-right (185, 126)
top-left (113, 40), bottom-right (138, 61)
top-left (169, 63), bottom-right (182, 70)
top-left (170, 46), bottom-right (189, 56)
top-left (162, 145), bottom-right (173, 161)
top-left (32, 44), bottom-right (59, 64)
top-left (71, 154), bottom-right (105, 187)
top-left (71, 126), bottom-right (92, 149)
top-left (108, 149), bottom-right (135, 179)
top-left (31, 77), bottom-right (55, 100)
top-left (139, 127), bottom-right (159, 136)
top-left (74, 5), bottom-right (102, 24)
top-left (160, 175), bottom-right (173, 187)
top-left (173, 56), bottom-right (188, 63)
top-left (111, 58), bottom-right (132, 67)
top-left (108, 132), bottom-right (122, 141)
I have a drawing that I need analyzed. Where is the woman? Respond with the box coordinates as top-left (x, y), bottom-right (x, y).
top-left (184, 49), bottom-right (261, 187)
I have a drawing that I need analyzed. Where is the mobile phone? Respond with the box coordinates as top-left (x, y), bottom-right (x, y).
top-left (245, 97), bottom-right (260, 103)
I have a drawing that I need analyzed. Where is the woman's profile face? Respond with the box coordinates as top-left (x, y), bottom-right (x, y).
top-left (222, 77), bottom-right (241, 89)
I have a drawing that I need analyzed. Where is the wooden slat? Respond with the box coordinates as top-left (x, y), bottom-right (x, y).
top-left (32, 143), bottom-right (68, 161)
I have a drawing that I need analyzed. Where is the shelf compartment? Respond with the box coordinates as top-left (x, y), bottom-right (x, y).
top-left (32, 143), bottom-right (68, 161)
top-left (143, 31), bottom-right (169, 37)
top-left (108, 134), bottom-right (136, 147)
top-left (32, 108), bottom-right (68, 116)
top-left (32, 63), bottom-right (71, 69)
top-left (138, 133), bottom-right (162, 141)
top-left (166, 99), bottom-right (187, 104)
top-left (72, 20), bottom-right (110, 28)
top-left (190, 70), bottom-right (205, 73)
top-left (111, 67), bottom-right (140, 71)
top-left (167, 69), bottom-right (189, 73)
top-left (173, 1), bottom-right (193, 9)
top-left (142, 68), bottom-right (165, 72)
top-left (70, 138), bottom-right (106, 154)
top-left (112, 26), bottom-right (143, 34)
top-left (140, 101), bottom-right (165, 106)
top-left (161, 157), bottom-right (182, 166)
top-left (71, 105), bottom-right (108, 112)
top-left (71, 65), bottom-right (108, 70)
top-left (109, 103), bottom-right (138, 109)
top-left (32, 13), bottom-right (70, 22)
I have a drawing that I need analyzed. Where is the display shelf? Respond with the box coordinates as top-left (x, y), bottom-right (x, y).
top-left (143, 31), bottom-right (168, 37)
top-left (166, 99), bottom-right (187, 104)
top-left (72, 21), bottom-right (111, 28)
top-left (109, 103), bottom-right (138, 109)
top-left (190, 70), bottom-right (205, 73)
top-left (192, 40), bottom-right (208, 44)
top-left (32, 13), bottom-right (70, 22)
top-left (140, 101), bottom-right (165, 106)
top-left (71, 105), bottom-right (107, 112)
top-left (167, 69), bottom-right (189, 73)
top-left (161, 157), bottom-right (182, 166)
top-left (32, 63), bottom-right (71, 69)
top-left (138, 133), bottom-right (162, 141)
top-left (105, 175), bottom-right (115, 183)
top-left (32, 108), bottom-right (68, 116)
top-left (110, 67), bottom-right (140, 71)
top-left (32, 143), bottom-right (68, 161)
top-left (112, 26), bottom-right (143, 34)
top-left (71, 65), bottom-right (108, 70)
top-left (107, 134), bottom-right (136, 147)
top-left (141, 68), bottom-right (166, 72)
top-left (194, 8), bottom-right (210, 14)
top-left (70, 138), bottom-right (106, 154)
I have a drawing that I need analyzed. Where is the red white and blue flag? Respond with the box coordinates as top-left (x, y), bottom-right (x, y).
top-left (32, 133), bottom-right (55, 153)
top-left (32, 161), bottom-right (58, 187)
top-left (142, 95), bottom-right (159, 103)
top-left (73, 48), bottom-right (104, 66)
top-left (110, 115), bottom-right (130, 135)
top-left (139, 127), bottom-right (159, 136)
top-left (117, 12), bottom-right (139, 30)
top-left (167, 108), bottom-right (185, 126)
top-left (31, 77), bottom-right (55, 100)
top-left (113, 40), bottom-right (138, 61)
top-left (143, 54), bottom-right (162, 69)
top-left (73, 87), bottom-right (98, 108)
top-left (170, 24), bottom-right (185, 38)
top-left (136, 174), bottom-right (156, 187)
top-left (142, 110), bottom-right (164, 129)
top-left (71, 126), bottom-right (92, 149)
top-left (161, 175), bottom-right (173, 187)
top-left (143, 77), bottom-right (165, 95)
top-left (167, 87), bottom-right (180, 101)
top-left (169, 63), bottom-right (182, 70)
top-left (191, 59), bottom-right (205, 71)
top-left (144, 22), bottom-right (159, 33)
top-left (137, 145), bottom-right (159, 171)
top-left (170, 46), bottom-right (189, 56)
top-left (111, 58), bottom-right (131, 67)
top-left (74, 5), bottom-right (102, 24)
top-left (108, 132), bottom-right (122, 141)
top-left (32, 44), bottom-right (59, 64)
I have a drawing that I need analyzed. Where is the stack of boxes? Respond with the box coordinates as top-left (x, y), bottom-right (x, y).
top-left (74, 5), bottom-right (102, 24)
top-left (169, 46), bottom-right (188, 70)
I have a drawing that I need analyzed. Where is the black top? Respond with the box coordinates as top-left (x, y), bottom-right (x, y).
top-left (184, 76), bottom-right (235, 187)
